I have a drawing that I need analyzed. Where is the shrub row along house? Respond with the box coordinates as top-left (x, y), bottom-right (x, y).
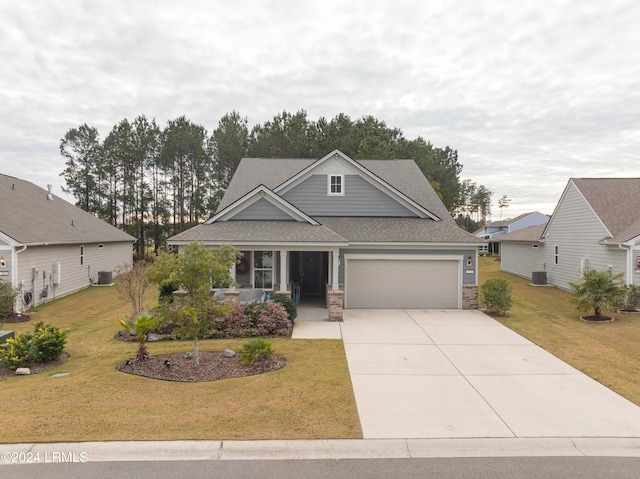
top-left (498, 178), bottom-right (640, 290)
top-left (0, 174), bottom-right (134, 312)
top-left (168, 149), bottom-right (482, 319)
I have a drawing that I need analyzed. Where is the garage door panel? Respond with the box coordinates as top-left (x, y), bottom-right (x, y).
top-left (346, 259), bottom-right (459, 309)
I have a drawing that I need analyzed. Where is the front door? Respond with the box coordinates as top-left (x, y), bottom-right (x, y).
top-left (300, 252), bottom-right (323, 296)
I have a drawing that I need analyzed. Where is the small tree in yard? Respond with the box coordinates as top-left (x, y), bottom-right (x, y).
top-left (480, 278), bottom-right (513, 316)
top-left (146, 242), bottom-right (240, 364)
top-left (114, 310), bottom-right (158, 360)
top-left (0, 279), bottom-right (20, 319)
top-left (115, 261), bottom-right (149, 318)
top-left (569, 269), bottom-right (626, 320)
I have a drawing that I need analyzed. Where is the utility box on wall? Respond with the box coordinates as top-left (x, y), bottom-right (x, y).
top-left (52, 261), bottom-right (62, 285)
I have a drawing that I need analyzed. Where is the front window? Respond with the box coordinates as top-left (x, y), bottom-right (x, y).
top-left (328, 174), bottom-right (344, 195)
top-left (254, 251), bottom-right (273, 289)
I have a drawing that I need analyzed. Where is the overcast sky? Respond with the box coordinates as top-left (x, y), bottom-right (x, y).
top-left (2, 0), bottom-right (639, 221)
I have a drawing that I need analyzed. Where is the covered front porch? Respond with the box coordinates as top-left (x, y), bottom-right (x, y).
top-left (229, 248), bottom-right (344, 321)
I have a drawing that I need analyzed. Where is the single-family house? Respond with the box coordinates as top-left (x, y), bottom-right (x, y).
top-left (474, 211), bottom-right (549, 256)
top-left (499, 178), bottom-right (640, 290)
top-left (167, 149), bottom-right (482, 319)
top-left (0, 174), bottom-right (135, 311)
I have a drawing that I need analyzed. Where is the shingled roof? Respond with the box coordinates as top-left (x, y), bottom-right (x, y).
top-left (571, 178), bottom-right (640, 243)
top-left (217, 156), bottom-right (454, 225)
top-left (0, 174), bottom-right (135, 245)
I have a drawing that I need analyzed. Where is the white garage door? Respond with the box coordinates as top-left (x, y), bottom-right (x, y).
top-left (345, 258), bottom-right (460, 309)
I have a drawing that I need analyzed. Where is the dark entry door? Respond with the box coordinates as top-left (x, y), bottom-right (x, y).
top-left (300, 252), bottom-right (323, 295)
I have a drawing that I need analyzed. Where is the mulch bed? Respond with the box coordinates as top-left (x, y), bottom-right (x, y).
top-left (580, 315), bottom-right (615, 322)
top-left (116, 351), bottom-right (287, 382)
top-left (1, 312), bottom-right (30, 323)
top-left (0, 353), bottom-right (70, 380)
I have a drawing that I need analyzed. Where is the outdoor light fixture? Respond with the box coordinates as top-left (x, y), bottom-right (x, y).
top-left (467, 255), bottom-right (472, 266)
top-left (0, 256), bottom-right (5, 268)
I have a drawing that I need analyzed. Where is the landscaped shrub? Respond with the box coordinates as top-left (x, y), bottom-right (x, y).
top-left (255, 301), bottom-right (291, 334)
top-left (0, 279), bottom-right (19, 319)
top-left (271, 294), bottom-right (297, 323)
top-left (622, 284), bottom-right (640, 311)
top-left (480, 278), bottom-right (513, 316)
top-left (0, 321), bottom-right (70, 369)
top-left (240, 338), bottom-right (274, 364)
top-left (244, 301), bottom-right (266, 323)
top-left (214, 301), bottom-right (253, 334)
top-left (158, 281), bottom-right (179, 303)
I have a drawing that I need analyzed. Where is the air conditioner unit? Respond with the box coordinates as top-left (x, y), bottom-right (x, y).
top-left (532, 271), bottom-right (547, 285)
top-left (98, 271), bottom-right (112, 285)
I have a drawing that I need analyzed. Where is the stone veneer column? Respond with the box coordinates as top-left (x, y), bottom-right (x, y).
top-left (327, 290), bottom-right (344, 321)
top-left (224, 290), bottom-right (241, 304)
top-left (462, 285), bottom-right (478, 310)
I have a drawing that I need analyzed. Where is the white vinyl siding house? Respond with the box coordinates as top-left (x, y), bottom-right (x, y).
top-left (0, 174), bottom-right (135, 311)
top-left (499, 178), bottom-right (640, 290)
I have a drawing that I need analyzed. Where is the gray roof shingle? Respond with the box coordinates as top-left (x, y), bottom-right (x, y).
top-left (0, 174), bottom-right (135, 245)
top-left (571, 178), bottom-right (640, 242)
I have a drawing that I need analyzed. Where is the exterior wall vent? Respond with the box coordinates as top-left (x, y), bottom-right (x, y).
top-left (532, 271), bottom-right (547, 285)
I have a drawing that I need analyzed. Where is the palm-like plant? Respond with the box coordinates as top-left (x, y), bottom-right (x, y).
top-left (568, 269), bottom-right (626, 320)
top-left (114, 311), bottom-right (158, 360)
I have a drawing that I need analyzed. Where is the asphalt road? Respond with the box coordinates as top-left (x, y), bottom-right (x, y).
top-left (5, 457), bottom-right (640, 479)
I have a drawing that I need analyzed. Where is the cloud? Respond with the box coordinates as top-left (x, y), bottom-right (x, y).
top-left (1, 0), bottom-right (639, 219)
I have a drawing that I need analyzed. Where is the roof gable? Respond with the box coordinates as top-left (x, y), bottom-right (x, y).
top-left (206, 185), bottom-right (319, 225)
top-left (543, 178), bottom-right (640, 242)
top-left (274, 149), bottom-right (441, 220)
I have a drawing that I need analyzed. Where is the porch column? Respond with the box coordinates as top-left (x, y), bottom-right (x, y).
top-left (279, 250), bottom-right (288, 292)
top-left (228, 262), bottom-right (236, 283)
top-left (331, 248), bottom-right (340, 291)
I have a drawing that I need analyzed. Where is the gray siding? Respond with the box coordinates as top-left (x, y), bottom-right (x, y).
top-left (283, 174), bottom-right (417, 217)
top-left (338, 248), bottom-right (477, 285)
top-left (501, 243), bottom-right (546, 280)
top-left (542, 183), bottom-right (627, 290)
top-left (15, 241), bottom-right (132, 310)
top-left (230, 198), bottom-right (294, 221)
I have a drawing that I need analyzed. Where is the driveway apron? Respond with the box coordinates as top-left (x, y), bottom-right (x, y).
top-left (337, 309), bottom-right (640, 439)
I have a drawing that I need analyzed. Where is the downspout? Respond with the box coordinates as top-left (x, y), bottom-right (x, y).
top-left (618, 244), bottom-right (632, 285)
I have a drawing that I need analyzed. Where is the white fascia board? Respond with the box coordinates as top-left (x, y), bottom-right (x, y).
top-left (346, 242), bottom-right (483, 249)
top-left (206, 185), bottom-right (319, 225)
top-left (168, 240), bottom-right (348, 250)
top-left (273, 149), bottom-right (440, 221)
top-left (0, 231), bottom-right (20, 247)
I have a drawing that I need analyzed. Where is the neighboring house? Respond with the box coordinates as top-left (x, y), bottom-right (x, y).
top-left (0, 174), bottom-right (135, 311)
top-left (499, 178), bottom-right (640, 290)
top-left (168, 149), bottom-right (482, 319)
top-left (474, 211), bottom-right (549, 256)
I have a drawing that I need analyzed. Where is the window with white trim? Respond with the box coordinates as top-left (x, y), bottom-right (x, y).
top-left (554, 245), bottom-right (559, 265)
top-left (80, 245), bottom-right (84, 265)
top-left (253, 251), bottom-right (273, 289)
top-left (328, 174), bottom-right (344, 196)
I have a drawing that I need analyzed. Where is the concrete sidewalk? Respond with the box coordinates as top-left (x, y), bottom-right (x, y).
top-left (294, 309), bottom-right (640, 440)
top-left (3, 437), bottom-right (640, 464)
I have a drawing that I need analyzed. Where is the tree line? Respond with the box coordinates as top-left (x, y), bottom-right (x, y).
top-left (59, 110), bottom-right (492, 259)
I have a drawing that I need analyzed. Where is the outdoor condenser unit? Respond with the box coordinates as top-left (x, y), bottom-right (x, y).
top-left (532, 271), bottom-right (547, 285)
top-left (98, 271), bottom-right (112, 285)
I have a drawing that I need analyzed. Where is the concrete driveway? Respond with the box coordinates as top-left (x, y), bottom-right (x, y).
top-left (293, 309), bottom-right (640, 439)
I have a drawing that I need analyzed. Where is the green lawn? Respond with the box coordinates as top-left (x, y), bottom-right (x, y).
top-left (3, 258), bottom-right (640, 443)
top-left (480, 256), bottom-right (640, 406)
top-left (0, 285), bottom-right (361, 443)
